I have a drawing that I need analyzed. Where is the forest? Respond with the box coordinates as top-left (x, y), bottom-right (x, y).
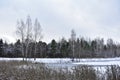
top-left (0, 36), bottom-right (119, 58)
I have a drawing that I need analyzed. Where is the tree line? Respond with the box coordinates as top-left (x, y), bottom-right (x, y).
top-left (0, 36), bottom-right (120, 58)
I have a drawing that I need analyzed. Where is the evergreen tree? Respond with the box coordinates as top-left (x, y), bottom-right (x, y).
top-left (60, 38), bottom-right (69, 57)
top-left (50, 39), bottom-right (57, 58)
top-left (14, 39), bottom-right (22, 57)
top-left (91, 40), bottom-right (97, 57)
top-left (0, 39), bottom-right (3, 56)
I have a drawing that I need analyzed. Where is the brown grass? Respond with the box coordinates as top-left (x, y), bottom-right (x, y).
top-left (0, 61), bottom-right (120, 80)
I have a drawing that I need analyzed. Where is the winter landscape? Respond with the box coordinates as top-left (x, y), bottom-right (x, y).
top-left (1, 0), bottom-right (120, 80)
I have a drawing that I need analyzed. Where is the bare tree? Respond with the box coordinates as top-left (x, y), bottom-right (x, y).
top-left (33, 18), bottom-right (42, 60)
top-left (16, 16), bottom-right (41, 61)
top-left (25, 15), bottom-right (32, 60)
top-left (16, 20), bottom-right (26, 61)
top-left (71, 29), bottom-right (76, 61)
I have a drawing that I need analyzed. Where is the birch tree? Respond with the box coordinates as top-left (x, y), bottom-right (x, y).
top-left (33, 18), bottom-right (42, 60)
top-left (16, 16), bottom-right (42, 60)
top-left (71, 29), bottom-right (76, 61)
top-left (25, 15), bottom-right (32, 60)
top-left (16, 20), bottom-right (26, 61)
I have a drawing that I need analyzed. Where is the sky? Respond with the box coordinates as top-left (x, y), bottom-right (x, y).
top-left (0, 0), bottom-right (120, 43)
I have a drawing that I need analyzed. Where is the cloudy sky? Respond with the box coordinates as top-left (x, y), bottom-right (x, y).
top-left (0, 0), bottom-right (120, 43)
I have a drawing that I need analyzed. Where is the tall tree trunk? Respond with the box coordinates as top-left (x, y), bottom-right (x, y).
top-left (34, 42), bottom-right (37, 60)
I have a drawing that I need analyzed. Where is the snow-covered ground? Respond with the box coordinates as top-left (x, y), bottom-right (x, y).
top-left (0, 57), bottom-right (119, 73)
top-left (0, 57), bottom-right (120, 66)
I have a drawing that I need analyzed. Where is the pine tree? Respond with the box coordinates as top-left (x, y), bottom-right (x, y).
top-left (0, 39), bottom-right (3, 56)
top-left (14, 39), bottom-right (22, 57)
top-left (91, 40), bottom-right (97, 57)
top-left (50, 39), bottom-right (57, 58)
top-left (60, 38), bottom-right (70, 57)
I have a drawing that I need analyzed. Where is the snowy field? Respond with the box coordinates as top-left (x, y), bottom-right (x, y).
top-left (0, 57), bottom-right (120, 66)
top-left (0, 57), bottom-right (119, 74)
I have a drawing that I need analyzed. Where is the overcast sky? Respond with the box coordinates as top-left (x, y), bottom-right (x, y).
top-left (0, 0), bottom-right (120, 43)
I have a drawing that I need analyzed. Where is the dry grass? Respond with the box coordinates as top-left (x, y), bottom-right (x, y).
top-left (0, 61), bottom-right (120, 80)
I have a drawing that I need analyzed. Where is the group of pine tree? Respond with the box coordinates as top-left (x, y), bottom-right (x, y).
top-left (0, 37), bottom-right (120, 58)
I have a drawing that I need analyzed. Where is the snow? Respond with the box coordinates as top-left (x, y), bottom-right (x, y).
top-left (73, 58), bottom-right (120, 66)
top-left (0, 57), bottom-right (120, 66)
top-left (0, 58), bottom-right (23, 61)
